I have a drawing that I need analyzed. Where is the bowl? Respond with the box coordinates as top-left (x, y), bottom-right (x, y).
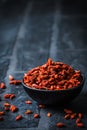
top-left (22, 75), bottom-right (84, 105)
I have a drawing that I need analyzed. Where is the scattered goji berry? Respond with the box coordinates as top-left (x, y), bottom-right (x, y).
top-left (10, 105), bottom-right (18, 112)
top-left (4, 94), bottom-right (15, 99)
top-left (25, 110), bottom-right (32, 114)
top-left (4, 102), bottom-right (10, 107)
top-left (16, 115), bottom-right (22, 121)
top-left (47, 112), bottom-right (51, 117)
top-left (70, 113), bottom-right (77, 119)
top-left (0, 111), bottom-right (5, 115)
top-left (78, 113), bottom-right (83, 119)
top-left (76, 118), bottom-right (81, 124)
top-left (0, 82), bottom-right (5, 89)
top-left (25, 100), bottom-right (32, 104)
top-left (76, 122), bottom-right (84, 127)
top-left (63, 109), bottom-right (84, 127)
top-left (56, 122), bottom-right (65, 128)
top-left (9, 75), bottom-right (14, 81)
top-left (10, 94), bottom-right (15, 99)
top-left (34, 113), bottom-right (40, 118)
top-left (4, 94), bottom-right (11, 99)
top-left (64, 109), bottom-right (73, 114)
top-left (64, 114), bottom-right (70, 119)
top-left (9, 80), bottom-right (21, 85)
top-left (39, 104), bottom-right (45, 108)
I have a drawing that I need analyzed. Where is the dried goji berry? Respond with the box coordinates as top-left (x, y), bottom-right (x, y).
top-left (9, 80), bottom-right (21, 85)
top-left (34, 113), bottom-right (40, 118)
top-left (39, 104), bottom-right (45, 108)
top-left (0, 111), bottom-right (5, 115)
top-left (78, 113), bottom-right (83, 119)
top-left (4, 102), bottom-right (10, 107)
top-left (4, 94), bottom-right (11, 99)
top-left (23, 58), bottom-right (82, 90)
top-left (64, 109), bottom-right (73, 114)
top-left (9, 75), bottom-right (14, 81)
top-left (10, 94), bottom-right (15, 99)
top-left (0, 82), bottom-right (5, 89)
top-left (4, 93), bottom-right (15, 99)
top-left (47, 112), bottom-right (51, 117)
top-left (76, 118), bottom-right (81, 124)
top-left (16, 115), bottom-right (22, 121)
top-left (25, 100), bottom-right (32, 104)
top-left (56, 122), bottom-right (65, 128)
top-left (25, 110), bottom-right (32, 114)
top-left (10, 105), bottom-right (18, 112)
top-left (70, 113), bottom-right (77, 119)
top-left (64, 114), bottom-right (70, 119)
top-left (76, 122), bottom-right (84, 127)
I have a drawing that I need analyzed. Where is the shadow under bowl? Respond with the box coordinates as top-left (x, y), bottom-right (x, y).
top-left (22, 75), bottom-right (84, 105)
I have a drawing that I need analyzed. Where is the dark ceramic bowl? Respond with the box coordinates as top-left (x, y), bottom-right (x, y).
top-left (22, 75), bottom-right (84, 105)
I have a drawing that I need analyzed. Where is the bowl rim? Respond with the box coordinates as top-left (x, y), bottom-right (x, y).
top-left (22, 74), bottom-right (84, 92)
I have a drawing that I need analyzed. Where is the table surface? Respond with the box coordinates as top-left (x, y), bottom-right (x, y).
top-left (0, 0), bottom-right (87, 130)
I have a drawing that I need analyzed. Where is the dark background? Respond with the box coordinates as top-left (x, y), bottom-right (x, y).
top-left (0, 0), bottom-right (87, 129)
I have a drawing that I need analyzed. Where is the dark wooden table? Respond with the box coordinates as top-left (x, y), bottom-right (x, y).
top-left (0, 0), bottom-right (87, 129)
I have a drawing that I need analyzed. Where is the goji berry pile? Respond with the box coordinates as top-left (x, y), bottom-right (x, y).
top-left (24, 58), bottom-right (82, 90)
